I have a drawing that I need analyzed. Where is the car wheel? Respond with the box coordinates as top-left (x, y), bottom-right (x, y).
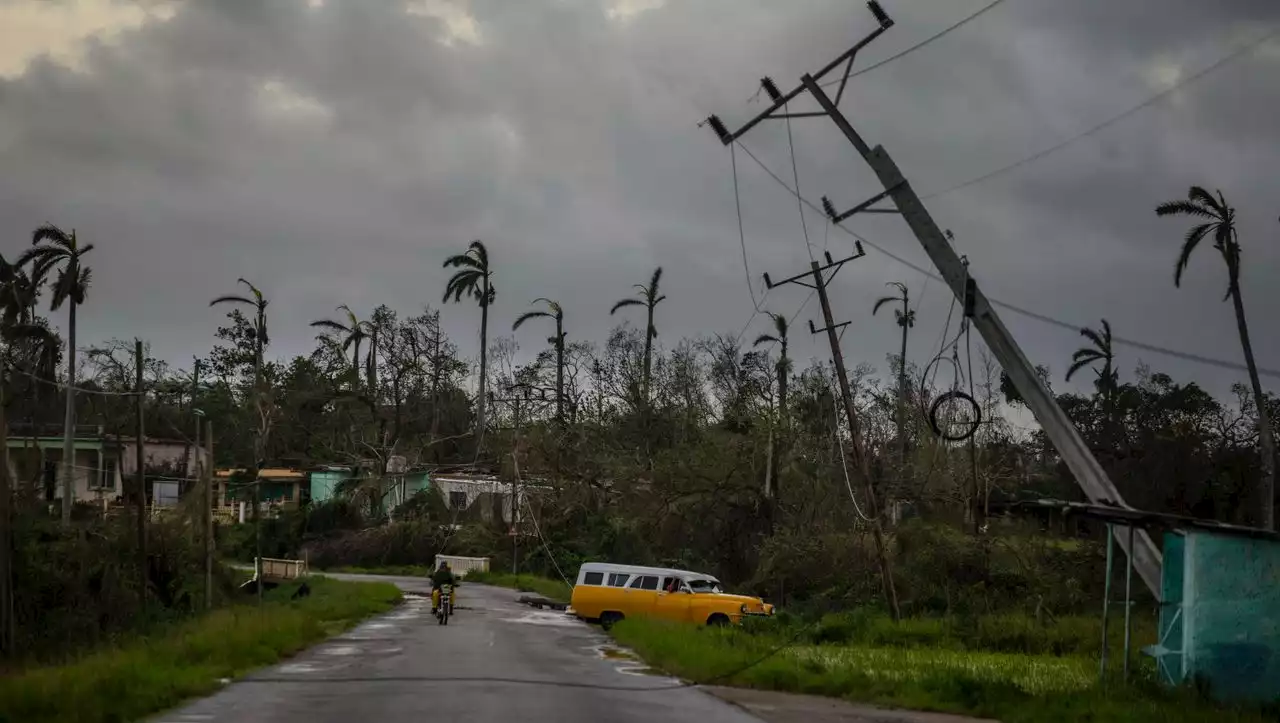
top-left (600, 611), bottom-right (624, 631)
top-left (706, 613), bottom-right (731, 627)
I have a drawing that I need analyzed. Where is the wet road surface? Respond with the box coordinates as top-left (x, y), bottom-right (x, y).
top-left (151, 572), bottom-right (764, 723)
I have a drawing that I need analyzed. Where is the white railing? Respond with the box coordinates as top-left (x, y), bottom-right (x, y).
top-left (257, 557), bottom-right (309, 581)
top-left (435, 554), bottom-right (489, 578)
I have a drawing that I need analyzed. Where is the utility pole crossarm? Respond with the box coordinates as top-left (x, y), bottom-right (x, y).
top-left (702, 2), bottom-right (894, 146)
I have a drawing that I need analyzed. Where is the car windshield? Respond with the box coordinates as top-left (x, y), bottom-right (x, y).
top-left (686, 579), bottom-right (722, 593)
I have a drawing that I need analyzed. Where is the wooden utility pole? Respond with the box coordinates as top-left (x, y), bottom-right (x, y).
top-left (134, 339), bottom-right (147, 610)
top-left (204, 420), bottom-right (214, 610)
top-left (702, 0), bottom-right (1162, 597)
top-left (493, 382), bottom-right (546, 576)
top-left (0, 363), bottom-right (15, 657)
top-left (762, 250), bottom-right (900, 621)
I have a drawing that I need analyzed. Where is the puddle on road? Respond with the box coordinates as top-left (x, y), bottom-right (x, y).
top-left (503, 610), bottom-right (582, 627)
top-left (320, 645), bottom-right (361, 656)
top-left (597, 645), bottom-right (638, 662)
top-left (616, 665), bottom-right (662, 677)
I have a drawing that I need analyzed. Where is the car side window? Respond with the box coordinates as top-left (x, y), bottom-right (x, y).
top-left (583, 571), bottom-right (604, 585)
top-left (609, 573), bottom-right (630, 587)
top-left (628, 575), bottom-right (645, 589)
top-left (638, 576), bottom-right (659, 591)
top-left (661, 577), bottom-right (676, 592)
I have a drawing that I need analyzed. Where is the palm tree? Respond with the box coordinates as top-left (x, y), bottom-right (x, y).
top-left (1066, 319), bottom-right (1119, 451)
top-left (753, 312), bottom-right (790, 507)
top-left (873, 281), bottom-right (914, 487)
top-left (210, 279), bottom-right (268, 394)
top-left (752, 312), bottom-right (791, 422)
top-left (1157, 187), bottom-right (1275, 530)
top-left (443, 240), bottom-right (495, 452)
top-left (1065, 319), bottom-right (1115, 391)
top-left (513, 298), bottom-right (565, 423)
top-left (209, 279), bottom-right (269, 603)
top-left (310, 305), bottom-right (373, 389)
top-left (18, 225), bottom-right (93, 524)
top-left (610, 267), bottom-right (665, 403)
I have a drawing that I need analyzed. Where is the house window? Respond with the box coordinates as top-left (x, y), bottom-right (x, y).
top-left (448, 490), bottom-right (468, 508)
top-left (583, 572), bottom-right (604, 586)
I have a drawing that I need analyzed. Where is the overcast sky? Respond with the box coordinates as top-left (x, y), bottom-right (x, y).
top-left (1, 0), bottom-right (1277, 401)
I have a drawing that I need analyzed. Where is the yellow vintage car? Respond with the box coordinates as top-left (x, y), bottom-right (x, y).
top-left (568, 562), bottom-right (775, 629)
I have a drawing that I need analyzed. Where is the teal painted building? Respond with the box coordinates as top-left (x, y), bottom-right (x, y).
top-left (1151, 529), bottom-right (1280, 704)
top-left (307, 466), bottom-right (432, 513)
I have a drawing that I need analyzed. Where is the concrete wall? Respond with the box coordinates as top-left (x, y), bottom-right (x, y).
top-left (1182, 531), bottom-right (1280, 704)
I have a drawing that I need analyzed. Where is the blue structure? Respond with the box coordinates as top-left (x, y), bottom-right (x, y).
top-left (307, 465), bottom-right (432, 513)
top-left (1008, 499), bottom-right (1280, 705)
top-left (1151, 529), bottom-right (1280, 704)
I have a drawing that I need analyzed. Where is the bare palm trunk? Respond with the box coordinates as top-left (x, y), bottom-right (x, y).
top-left (642, 307), bottom-right (653, 404)
top-left (60, 298), bottom-right (77, 524)
top-left (1231, 285), bottom-right (1275, 530)
top-left (555, 324), bottom-right (565, 424)
top-left (474, 294), bottom-right (489, 457)
top-left (897, 317), bottom-right (909, 493)
top-left (252, 309), bottom-right (265, 606)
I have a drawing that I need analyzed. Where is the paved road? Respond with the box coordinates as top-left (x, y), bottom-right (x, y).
top-left (153, 572), bottom-right (765, 723)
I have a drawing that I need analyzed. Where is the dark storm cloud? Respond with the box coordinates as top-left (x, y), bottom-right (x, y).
top-left (0, 0), bottom-right (1276, 400)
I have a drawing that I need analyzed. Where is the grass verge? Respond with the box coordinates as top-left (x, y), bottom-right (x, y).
top-left (611, 618), bottom-right (1273, 723)
top-left (465, 571), bottom-right (571, 602)
top-left (0, 577), bottom-right (401, 723)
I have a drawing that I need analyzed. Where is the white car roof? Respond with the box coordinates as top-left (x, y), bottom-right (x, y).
top-left (578, 562), bottom-right (718, 580)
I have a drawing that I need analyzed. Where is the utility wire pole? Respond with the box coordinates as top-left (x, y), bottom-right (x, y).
top-left (204, 420), bottom-right (214, 610)
top-left (763, 249), bottom-right (901, 622)
top-left (492, 381), bottom-right (550, 576)
top-left (702, 0), bottom-right (1162, 596)
top-left (0, 363), bottom-right (15, 658)
top-left (134, 339), bottom-right (147, 611)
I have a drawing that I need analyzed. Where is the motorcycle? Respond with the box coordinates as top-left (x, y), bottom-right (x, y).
top-left (435, 584), bottom-right (453, 625)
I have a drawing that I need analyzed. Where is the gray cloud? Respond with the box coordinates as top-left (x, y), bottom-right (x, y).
top-left (1, 0), bottom-right (1277, 402)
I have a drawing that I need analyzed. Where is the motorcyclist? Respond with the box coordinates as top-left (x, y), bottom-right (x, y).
top-left (430, 561), bottom-right (457, 614)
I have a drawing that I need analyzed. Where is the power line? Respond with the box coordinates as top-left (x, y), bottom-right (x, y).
top-left (730, 139), bottom-right (1280, 380)
top-left (729, 144), bottom-right (764, 312)
top-left (920, 25), bottom-right (1279, 200)
top-left (820, 0), bottom-right (1010, 89)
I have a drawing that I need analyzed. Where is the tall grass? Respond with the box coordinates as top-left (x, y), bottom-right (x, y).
top-left (465, 570), bottom-right (572, 602)
top-left (0, 577), bottom-right (401, 723)
top-left (611, 618), bottom-right (1273, 723)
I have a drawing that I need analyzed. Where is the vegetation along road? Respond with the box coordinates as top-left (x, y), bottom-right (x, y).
top-left (155, 573), bottom-right (986, 723)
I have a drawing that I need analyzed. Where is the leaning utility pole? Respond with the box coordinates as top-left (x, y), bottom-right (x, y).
top-left (763, 250), bottom-right (901, 622)
top-left (134, 339), bottom-right (148, 610)
top-left (702, 0), bottom-right (1162, 595)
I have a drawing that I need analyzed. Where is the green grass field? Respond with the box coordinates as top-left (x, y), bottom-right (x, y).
top-left (0, 577), bottom-right (401, 723)
top-left (611, 618), bottom-right (1272, 723)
